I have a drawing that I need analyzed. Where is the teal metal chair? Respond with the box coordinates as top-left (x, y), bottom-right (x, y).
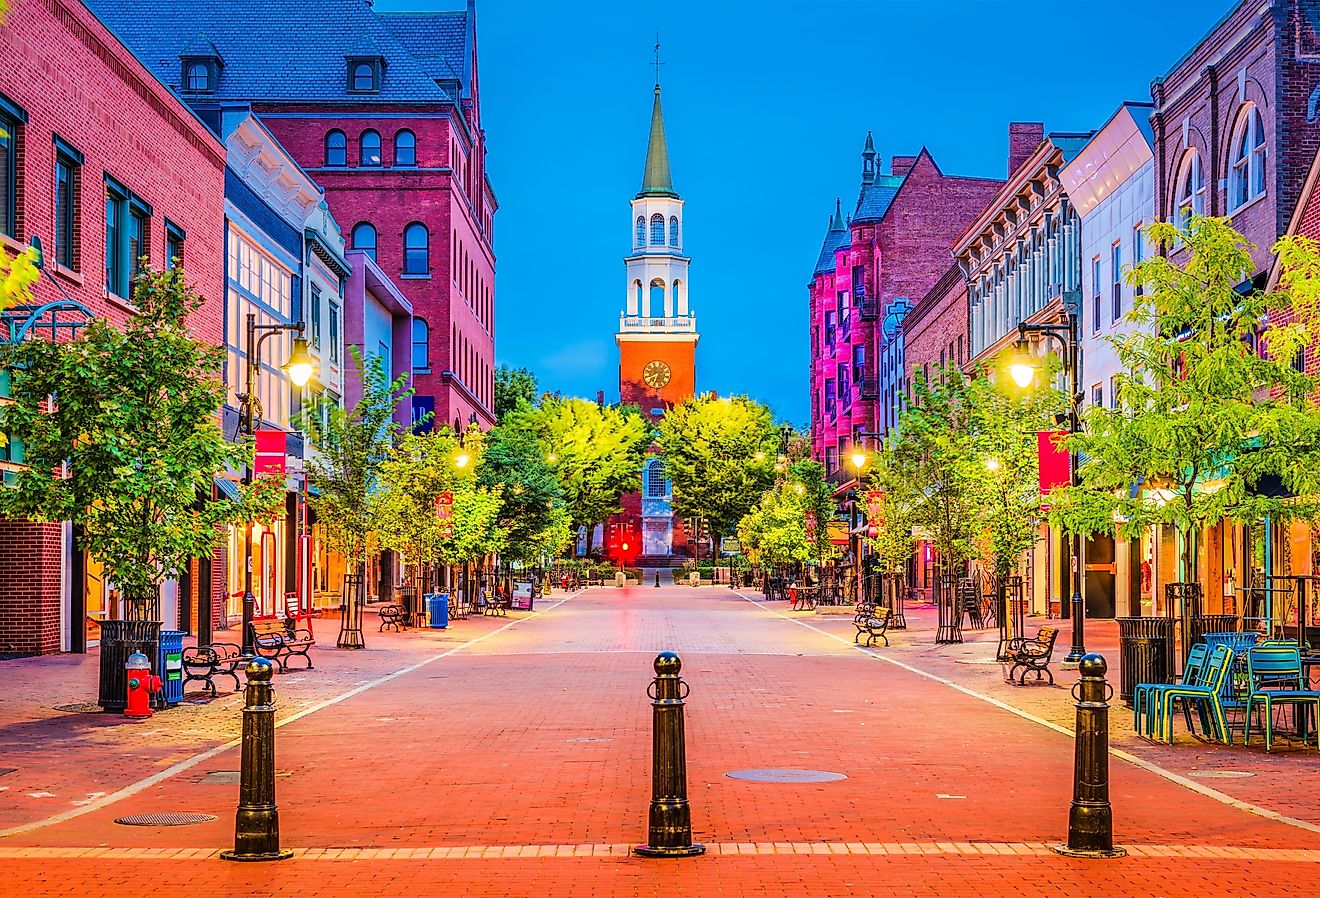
top-left (1154, 644), bottom-right (1233, 744)
top-left (1243, 646), bottom-right (1320, 752)
top-left (1134, 644), bottom-right (1208, 738)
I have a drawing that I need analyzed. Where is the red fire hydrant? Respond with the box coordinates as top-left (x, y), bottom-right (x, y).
top-left (124, 651), bottom-right (161, 719)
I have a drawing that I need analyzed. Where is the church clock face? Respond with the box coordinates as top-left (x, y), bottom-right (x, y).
top-left (642, 360), bottom-right (672, 388)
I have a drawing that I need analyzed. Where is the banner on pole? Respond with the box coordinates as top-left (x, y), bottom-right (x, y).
top-left (1037, 431), bottom-right (1070, 502)
top-left (254, 429), bottom-right (287, 476)
top-left (434, 491), bottom-right (454, 537)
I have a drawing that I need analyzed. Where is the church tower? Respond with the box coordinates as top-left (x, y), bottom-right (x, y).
top-left (617, 81), bottom-right (698, 417)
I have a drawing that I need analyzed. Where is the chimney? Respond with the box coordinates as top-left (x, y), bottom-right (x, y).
top-left (891, 155), bottom-right (918, 177)
top-left (1007, 122), bottom-right (1044, 177)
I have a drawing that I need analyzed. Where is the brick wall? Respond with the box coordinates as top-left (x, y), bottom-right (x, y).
top-left (0, 521), bottom-right (63, 656)
top-left (905, 264), bottom-right (969, 377)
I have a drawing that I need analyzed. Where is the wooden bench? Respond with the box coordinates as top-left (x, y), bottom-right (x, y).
top-left (378, 604), bottom-right (406, 632)
top-left (181, 642), bottom-right (243, 696)
top-left (250, 618), bottom-right (315, 672)
top-left (1006, 626), bottom-right (1060, 685)
top-left (853, 606), bottom-right (892, 647)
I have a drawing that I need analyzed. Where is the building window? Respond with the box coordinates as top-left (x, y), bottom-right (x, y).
top-left (186, 63), bottom-right (209, 92)
top-left (825, 310), bottom-right (836, 347)
top-left (394, 130), bottom-right (416, 166)
top-left (54, 146), bottom-right (80, 270)
top-left (1228, 105), bottom-right (1266, 212)
top-left (650, 213), bottom-right (664, 245)
top-left (669, 216), bottom-right (679, 247)
top-left (635, 216), bottom-right (645, 246)
top-left (328, 302), bottom-right (340, 363)
top-left (105, 182), bottom-right (126, 297)
top-left (644, 458), bottom-right (668, 497)
top-left (350, 61), bottom-right (377, 92)
top-left (1091, 383), bottom-right (1103, 408)
top-left (1111, 242), bottom-right (1122, 321)
top-left (325, 130), bottom-right (347, 167)
top-left (1110, 375), bottom-right (1120, 409)
top-left (360, 130), bottom-right (382, 167)
top-left (853, 343), bottom-right (865, 381)
top-left (1175, 150), bottom-right (1205, 230)
top-left (1132, 222), bottom-right (1144, 297)
top-left (351, 222), bottom-right (377, 262)
top-left (403, 222), bottom-right (429, 274)
top-left (1091, 256), bottom-right (1101, 333)
top-left (165, 220), bottom-right (185, 271)
top-left (1293, 345), bottom-right (1307, 374)
top-left (309, 284), bottom-right (322, 350)
top-left (0, 104), bottom-right (21, 240)
top-left (412, 318), bottom-right (429, 371)
top-left (129, 201), bottom-right (149, 283)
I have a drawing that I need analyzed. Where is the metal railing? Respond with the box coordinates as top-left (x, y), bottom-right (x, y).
top-left (619, 315), bottom-right (696, 333)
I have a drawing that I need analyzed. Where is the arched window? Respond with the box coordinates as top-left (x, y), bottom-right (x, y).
top-left (403, 222), bottom-right (429, 275)
top-left (672, 280), bottom-right (682, 315)
top-left (394, 130), bottom-right (416, 166)
top-left (635, 216), bottom-right (645, 246)
top-left (1228, 106), bottom-right (1266, 211)
top-left (351, 222), bottom-right (377, 262)
top-left (669, 216), bottom-right (679, 247)
top-left (644, 458), bottom-right (669, 498)
top-left (650, 213), bottom-right (665, 245)
top-left (1175, 150), bottom-right (1205, 231)
top-left (325, 130), bottom-right (347, 167)
top-left (360, 130), bottom-right (382, 166)
top-left (186, 63), bottom-right (210, 92)
top-left (352, 62), bottom-right (375, 92)
top-left (412, 318), bottom-right (429, 370)
top-left (634, 280), bottom-right (643, 311)
top-left (649, 278), bottom-right (665, 317)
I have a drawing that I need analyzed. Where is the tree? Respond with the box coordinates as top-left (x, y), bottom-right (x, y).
top-left (494, 365), bottom-right (538, 420)
top-left (299, 348), bottom-right (409, 590)
top-left (0, 265), bottom-right (275, 604)
top-left (738, 458), bottom-right (835, 569)
top-left (1048, 216), bottom-right (1320, 581)
top-left (655, 395), bottom-right (779, 550)
top-left (478, 418), bottom-right (571, 564)
top-left (1, 246), bottom-right (38, 313)
top-left (531, 397), bottom-right (650, 552)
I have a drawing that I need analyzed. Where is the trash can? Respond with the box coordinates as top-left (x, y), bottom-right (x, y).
top-left (1117, 617), bottom-right (1174, 704)
top-left (157, 630), bottom-right (185, 707)
top-left (1190, 614), bottom-right (1240, 646)
top-left (428, 592), bottom-right (449, 629)
top-left (97, 620), bottom-right (162, 712)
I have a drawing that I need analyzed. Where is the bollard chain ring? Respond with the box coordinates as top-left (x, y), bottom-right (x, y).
top-left (1071, 681), bottom-right (1114, 702)
top-left (646, 679), bottom-right (690, 700)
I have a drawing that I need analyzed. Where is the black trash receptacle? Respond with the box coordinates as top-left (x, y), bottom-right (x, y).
top-left (1117, 617), bottom-right (1174, 705)
top-left (1190, 614), bottom-right (1240, 647)
top-left (98, 620), bottom-right (163, 711)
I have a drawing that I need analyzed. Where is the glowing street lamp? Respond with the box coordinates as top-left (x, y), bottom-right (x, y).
top-left (1008, 336), bottom-right (1037, 390)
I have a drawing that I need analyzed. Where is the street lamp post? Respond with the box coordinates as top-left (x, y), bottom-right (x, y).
top-left (850, 449), bottom-right (868, 605)
top-left (236, 313), bottom-right (314, 656)
top-left (1009, 312), bottom-right (1084, 664)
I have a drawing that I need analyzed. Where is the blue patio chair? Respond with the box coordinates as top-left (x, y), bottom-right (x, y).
top-left (1155, 644), bottom-right (1233, 745)
top-left (1134, 644), bottom-right (1209, 738)
top-left (1243, 646), bottom-right (1320, 752)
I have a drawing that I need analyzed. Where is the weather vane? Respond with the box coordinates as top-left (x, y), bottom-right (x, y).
top-left (653, 32), bottom-right (664, 87)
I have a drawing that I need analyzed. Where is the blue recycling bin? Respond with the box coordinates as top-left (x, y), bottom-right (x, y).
top-left (158, 630), bottom-right (185, 706)
top-left (428, 593), bottom-right (450, 629)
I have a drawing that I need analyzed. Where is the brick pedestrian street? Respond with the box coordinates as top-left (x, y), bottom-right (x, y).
top-left (2, 586), bottom-right (1319, 896)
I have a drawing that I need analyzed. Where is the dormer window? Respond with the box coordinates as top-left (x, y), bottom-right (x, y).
top-left (346, 55), bottom-right (385, 94)
top-left (178, 34), bottom-right (223, 95)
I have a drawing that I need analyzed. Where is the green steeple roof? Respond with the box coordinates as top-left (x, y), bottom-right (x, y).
top-left (638, 85), bottom-right (677, 198)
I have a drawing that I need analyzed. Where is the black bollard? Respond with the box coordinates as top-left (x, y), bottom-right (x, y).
top-left (634, 652), bottom-right (705, 858)
top-left (655, 572), bottom-right (661, 588)
top-left (1053, 653), bottom-right (1125, 858)
top-left (221, 657), bottom-right (293, 862)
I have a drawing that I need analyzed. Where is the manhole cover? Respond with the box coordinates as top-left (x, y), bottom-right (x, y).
top-left (199, 771), bottom-right (241, 784)
top-left (725, 768), bottom-right (847, 783)
top-left (1188, 770), bottom-right (1255, 779)
top-left (115, 812), bottom-right (217, 826)
top-left (53, 703), bottom-right (105, 714)
top-left (565, 737), bottom-right (614, 743)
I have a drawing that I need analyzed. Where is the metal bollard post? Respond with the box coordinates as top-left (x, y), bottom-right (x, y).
top-left (1053, 653), bottom-right (1125, 858)
top-left (221, 657), bottom-right (293, 862)
top-left (634, 651), bottom-right (705, 858)
top-left (655, 572), bottom-right (661, 588)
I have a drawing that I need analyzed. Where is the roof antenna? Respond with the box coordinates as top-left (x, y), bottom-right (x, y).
top-left (653, 32), bottom-right (663, 88)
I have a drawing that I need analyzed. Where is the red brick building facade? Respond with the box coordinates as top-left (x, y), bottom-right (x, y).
top-left (0, 0), bottom-right (227, 655)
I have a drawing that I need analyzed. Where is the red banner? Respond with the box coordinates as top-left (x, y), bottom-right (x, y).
top-left (1037, 431), bottom-right (1070, 500)
top-left (434, 491), bottom-right (454, 537)
top-left (254, 429), bottom-right (287, 476)
top-left (865, 489), bottom-right (886, 524)
top-left (805, 510), bottom-right (817, 542)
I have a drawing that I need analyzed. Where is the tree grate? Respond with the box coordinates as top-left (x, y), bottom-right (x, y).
top-left (114, 813), bottom-right (217, 826)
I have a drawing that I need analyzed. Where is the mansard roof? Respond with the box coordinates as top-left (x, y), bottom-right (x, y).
top-left (86, 0), bottom-right (470, 104)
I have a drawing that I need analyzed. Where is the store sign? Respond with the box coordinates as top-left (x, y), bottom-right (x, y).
top-left (254, 429), bottom-right (287, 476)
top-left (434, 491), bottom-right (454, 537)
top-left (511, 580), bottom-right (534, 611)
top-left (1037, 431), bottom-right (1070, 503)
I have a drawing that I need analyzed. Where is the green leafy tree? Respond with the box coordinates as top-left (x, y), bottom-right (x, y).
top-left (0, 266), bottom-right (276, 603)
top-left (532, 397), bottom-right (650, 553)
top-left (738, 458), bottom-right (836, 569)
top-left (656, 395), bottom-right (779, 551)
top-left (1049, 216), bottom-right (1320, 580)
top-left (494, 365), bottom-right (539, 420)
top-left (439, 483), bottom-right (506, 565)
top-left (478, 418), bottom-right (571, 564)
top-left (1, 246), bottom-right (39, 313)
top-left (299, 348), bottom-right (409, 586)
top-left (864, 452), bottom-right (915, 575)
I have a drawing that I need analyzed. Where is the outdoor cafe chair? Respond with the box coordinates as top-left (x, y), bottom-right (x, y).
top-left (1153, 644), bottom-right (1234, 745)
top-left (1242, 646), bottom-right (1320, 752)
top-left (1134, 643), bottom-right (1209, 738)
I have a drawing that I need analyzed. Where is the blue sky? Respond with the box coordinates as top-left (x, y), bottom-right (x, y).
top-left (379, 0), bottom-right (1226, 424)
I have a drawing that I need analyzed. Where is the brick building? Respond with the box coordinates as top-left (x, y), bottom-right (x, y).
top-left (0, 0), bottom-right (227, 655)
top-left (88, 0), bottom-right (498, 431)
top-left (808, 135), bottom-right (1002, 472)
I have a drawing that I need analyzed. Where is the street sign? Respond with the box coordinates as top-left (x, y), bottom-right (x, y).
top-left (434, 491), bottom-right (454, 537)
top-left (720, 537), bottom-right (740, 555)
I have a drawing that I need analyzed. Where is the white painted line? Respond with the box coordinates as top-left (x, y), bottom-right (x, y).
top-left (733, 592), bottom-right (1320, 835)
top-left (0, 591), bottom-right (583, 839)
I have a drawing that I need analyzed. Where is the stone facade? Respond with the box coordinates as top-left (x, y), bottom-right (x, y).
top-left (0, 0), bottom-right (227, 655)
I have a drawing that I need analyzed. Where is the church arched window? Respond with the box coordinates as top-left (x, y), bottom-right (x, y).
top-left (650, 213), bottom-right (665, 245)
top-left (649, 278), bottom-right (665, 317)
top-left (644, 458), bottom-right (669, 498)
top-left (635, 216), bottom-right (645, 246)
top-left (669, 216), bottom-right (679, 247)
